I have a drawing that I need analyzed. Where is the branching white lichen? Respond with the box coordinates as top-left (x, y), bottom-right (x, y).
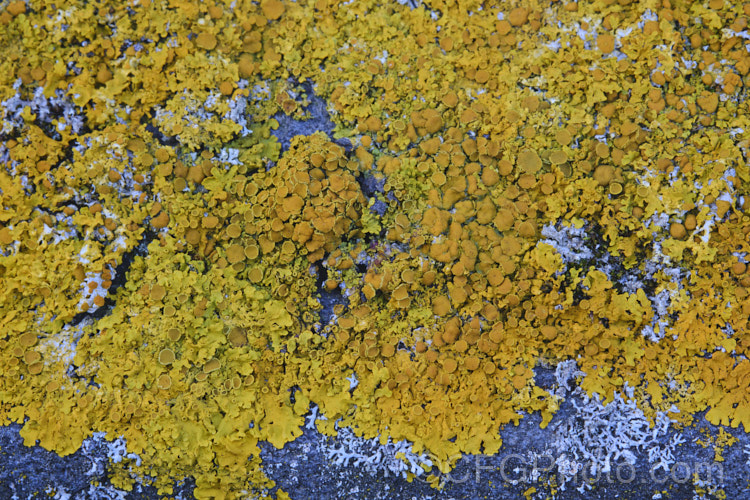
top-left (551, 360), bottom-right (680, 488)
top-left (322, 425), bottom-right (432, 479)
top-left (306, 405), bottom-right (431, 480)
top-left (553, 387), bottom-right (677, 476)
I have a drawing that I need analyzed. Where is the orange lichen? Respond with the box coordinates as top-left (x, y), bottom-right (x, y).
top-left (518, 149), bottom-right (542, 174)
top-left (261, 0), bottom-right (285, 20)
top-left (158, 349), bottom-right (176, 366)
top-left (548, 150), bottom-right (568, 165)
top-left (508, 7), bottom-right (529, 27)
top-left (669, 222), bottom-right (687, 240)
top-left (597, 33), bottom-right (615, 54)
top-left (156, 374), bottom-right (172, 390)
top-left (6, 1), bottom-right (25, 16)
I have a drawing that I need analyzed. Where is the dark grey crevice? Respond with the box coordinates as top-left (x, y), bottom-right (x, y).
top-left (312, 261), bottom-right (346, 327)
top-left (269, 79), bottom-right (350, 155)
top-left (142, 111), bottom-right (180, 147)
top-left (70, 228), bottom-right (156, 326)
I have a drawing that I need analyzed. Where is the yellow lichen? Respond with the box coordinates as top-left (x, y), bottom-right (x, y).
top-left (2, 0), bottom-right (750, 497)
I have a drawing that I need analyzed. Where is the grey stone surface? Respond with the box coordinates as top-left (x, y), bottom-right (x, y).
top-left (3, 410), bottom-right (748, 500)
